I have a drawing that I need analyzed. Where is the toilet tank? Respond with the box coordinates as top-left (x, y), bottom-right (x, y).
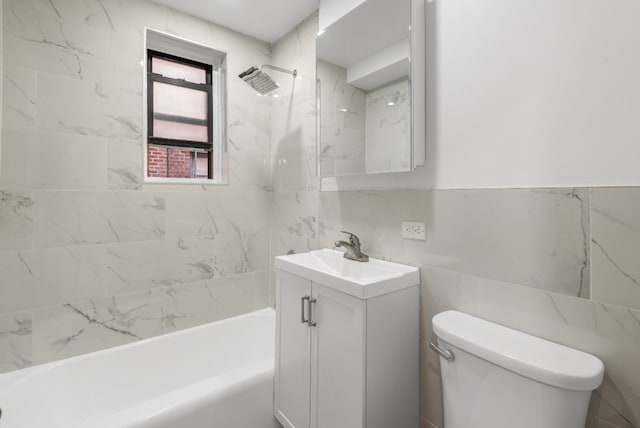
top-left (432, 311), bottom-right (604, 428)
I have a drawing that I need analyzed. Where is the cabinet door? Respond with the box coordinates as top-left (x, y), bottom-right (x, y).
top-left (310, 283), bottom-right (365, 428)
top-left (274, 271), bottom-right (313, 428)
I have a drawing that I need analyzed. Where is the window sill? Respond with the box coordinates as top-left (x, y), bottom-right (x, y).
top-left (144, 177), bottom-right (226, 185)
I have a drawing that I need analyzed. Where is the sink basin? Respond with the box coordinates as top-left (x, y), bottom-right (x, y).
top-left (275, 249), bottom-right (420, 299)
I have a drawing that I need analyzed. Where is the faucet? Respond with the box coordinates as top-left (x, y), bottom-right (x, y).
top-left (334, 231), bottom-right (369, 262)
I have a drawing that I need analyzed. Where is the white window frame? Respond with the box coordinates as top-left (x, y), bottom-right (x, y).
top-left (143, 28), bottom-right (227, 185)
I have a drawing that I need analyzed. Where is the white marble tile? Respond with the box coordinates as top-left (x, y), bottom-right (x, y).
top-left (36, 71), bottom-right (141, 139)
top-left (99, 0), bottom-right (169, 42)
top-left (271, 13), bottom-right (319, 192)
top-left (200, 272), bottom-right (270, 319)
top-left (32, 273), bottom-right (269, 364)
top-left (165, 191), bottom-right (259, 239)
top-left (107, 137), bottom-right (143, 190)
top-left (254, 191), bottom-right (273, 232)
top-left (319, 190), bottom-right (405, 259)
top-left (590, 374), bottom-right (639, 428)
top-left (0, 189), bottom-right (34, 251)
top-left (365, 79), bottom-right (411, 173)
top-left (270, 231), bottom-right (318, 266)
top-left (320, 189), bottom-right (589, 297)
top-left (421, 419), bottom-right (439, 428)
top-left (271, 191), bottom-right (318, 239)
top-left (587, 415), bottom-right (627, 428)
top-left (227, 144), bottom-right (273, 192)
top-left (272, 137), bottom-right (320, 192)
top-left (591, 188), bottom-right (640, 310)
top-left (0, 311), bottom-right (32, 373)
top-left (108, 29), bottom-right (144, 74)
top-left (106, 237), bottom-right (215, 295)
top-left (0, 245), bottom-right (106, 312)
top-left (32, 0), bottom-right (117, 33)
top-left (211, 230), bottom-right (270, 276)
top-left (106, 230), bottom-right (269, 295)
top-left (3, 65), bottom-right (37, 130)
top-left (434, 188), bottom-right (590, 297)
top-left (317, 60), bottom-right (366, 177)
top-left (34, 191), bottom-right (165, 247)
top-left (271, 12), bottom-right (318, 75)
top-left (0, 129), bottom-right (107, 190)
top-left (31, 298), bottom-right (143, 365)
top-left (3, 0), bottom-right (110, 79)
top-left (421, 267), bottom-right (479, 332)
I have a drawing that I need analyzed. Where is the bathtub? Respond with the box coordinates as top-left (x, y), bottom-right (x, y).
top-left (0, 308), bottom-right (279, 428)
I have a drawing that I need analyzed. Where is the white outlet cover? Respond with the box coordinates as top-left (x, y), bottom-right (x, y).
top-left (402, 221), bottom-right (426, 241)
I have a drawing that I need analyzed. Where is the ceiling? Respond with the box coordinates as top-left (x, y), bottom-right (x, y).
top-left (149, 0), bottom-right (319, 43)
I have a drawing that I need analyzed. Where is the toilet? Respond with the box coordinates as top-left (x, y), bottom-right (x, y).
top-left (431, 311), bottom-right (604, 428)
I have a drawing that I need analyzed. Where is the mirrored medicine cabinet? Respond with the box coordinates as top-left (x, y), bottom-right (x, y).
top-left (317, 0), bottom-right (425, 178)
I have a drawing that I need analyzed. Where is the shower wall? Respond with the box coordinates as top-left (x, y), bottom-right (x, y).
top-left (0, 0), bottom-right (274, 371)
top-left (269, 12), bottom-right (320, 268)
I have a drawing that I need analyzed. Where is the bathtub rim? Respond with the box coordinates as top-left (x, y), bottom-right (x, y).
top-left (0, 307), bottom-right (275, 387)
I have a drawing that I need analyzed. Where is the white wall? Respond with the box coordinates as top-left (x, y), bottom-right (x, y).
top-left (324, 0), bottom-right (640, 191)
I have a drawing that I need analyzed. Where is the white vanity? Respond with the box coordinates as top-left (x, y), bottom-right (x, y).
top-left (273, 249), bottom-right (420, 428)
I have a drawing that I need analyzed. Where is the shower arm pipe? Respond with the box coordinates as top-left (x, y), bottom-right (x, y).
top-left (261, 64), bottom-right (297, 78)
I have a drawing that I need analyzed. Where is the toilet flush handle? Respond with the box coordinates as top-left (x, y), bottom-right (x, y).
top-left (429, 341), bottom-right (455, 362)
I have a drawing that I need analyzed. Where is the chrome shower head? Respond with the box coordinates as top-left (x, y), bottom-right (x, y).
top-left (239, 66), bottom-right (279, 95)
top-left (238, 64), bottom-right (298, 95)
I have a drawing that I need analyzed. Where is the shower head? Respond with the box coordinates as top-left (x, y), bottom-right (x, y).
top-left (238, 64), bottom-right (298, 95)
top-left (239, 66), bottom-right (279, 95)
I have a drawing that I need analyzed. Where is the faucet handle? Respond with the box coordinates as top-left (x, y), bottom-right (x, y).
top-left (340, 230), bottom-right (360, 246)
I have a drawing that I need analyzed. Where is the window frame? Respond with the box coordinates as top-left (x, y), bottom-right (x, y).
top-left (143, 29), bottom-right (227, 185)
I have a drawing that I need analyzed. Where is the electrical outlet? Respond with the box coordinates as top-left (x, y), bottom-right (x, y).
top-left (402, 221), bottom-right (426, 240)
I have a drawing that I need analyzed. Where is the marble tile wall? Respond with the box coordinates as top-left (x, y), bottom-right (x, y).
top-left (0, 0), bottom-right (275, 371)
top-left (318, 189), bottom-right (640, 428)
top-left (320, 189), bottom-right (590, 298)
top-left (591, 188), bottom-right (640, 310)
top-left (269, 12), bottom-right (320, 284)
top-left (364, 78), bottom-right (411, 173)
top-left (317, 59), bottom-right (366, 177)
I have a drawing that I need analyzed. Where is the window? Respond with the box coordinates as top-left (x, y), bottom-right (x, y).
top-left (145, 30), bottom-right (226, 183)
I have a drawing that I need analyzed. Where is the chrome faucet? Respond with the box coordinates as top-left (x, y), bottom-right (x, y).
top-left (334, 231), bottom-right (369, 262)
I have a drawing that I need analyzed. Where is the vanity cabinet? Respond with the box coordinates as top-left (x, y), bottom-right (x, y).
top-left (274, 269), bottom-right (419, 428)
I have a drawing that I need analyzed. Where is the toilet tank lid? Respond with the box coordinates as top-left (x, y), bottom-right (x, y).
top-left (432, 311), bottom-right (604, 391)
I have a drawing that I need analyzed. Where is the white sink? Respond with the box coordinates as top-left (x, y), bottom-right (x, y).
top-left (274, 249), bottom-right (420, 299)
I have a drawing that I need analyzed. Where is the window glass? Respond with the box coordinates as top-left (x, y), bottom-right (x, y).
top-left (152, 119), bottom-right (208, 142)
top-left (152, 82), bottom-right (208, 121)
top-left (147, 146), bottom-right (212, 179)
top-left (152, 57), bottom-right (207, 84)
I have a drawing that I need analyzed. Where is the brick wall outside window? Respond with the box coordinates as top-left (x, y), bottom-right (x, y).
top-left (148, 146), bottom-right (195, 178)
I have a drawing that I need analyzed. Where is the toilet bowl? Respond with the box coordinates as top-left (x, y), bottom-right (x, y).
top-left (432, 311), bottom-right (604, 428)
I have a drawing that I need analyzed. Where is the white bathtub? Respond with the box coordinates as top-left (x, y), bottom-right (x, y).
top-left (0, 308), bottom-right (279, 428)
